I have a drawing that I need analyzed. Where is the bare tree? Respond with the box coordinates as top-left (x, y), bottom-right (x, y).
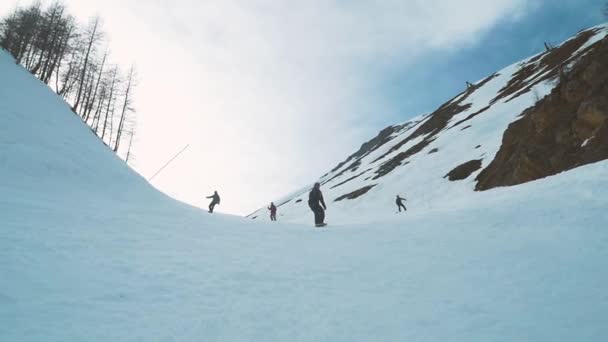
top-left (50, 19), bottom-right (76, 88)
top-left (36, 2), bottom-right (62, 80)
top-left (0, 3), bottom-right (43, 64)
top-left (1, 3), bottom-right (139, 162)
top-left (72, 15), bottom-right (103, 114)
top-left (41, 4), bottom-right (76, 84)
top-left (83, 47), bottom-right (108, 122)
top-left (57, 49), bottom-right (82, 98)
top-left (125, 127), bottom-right (136, 165)
top-left (114, 65), bottom-right (136, 153)
top-left (83, 49), bottom-right (109, 122)
top-left (100, 66), bottom-right (119, 143)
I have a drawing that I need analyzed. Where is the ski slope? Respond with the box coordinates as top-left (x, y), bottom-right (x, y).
top-left (2, 41), bottom-right (608, 342)
top-left (248, 24), bottom-right (608, 224)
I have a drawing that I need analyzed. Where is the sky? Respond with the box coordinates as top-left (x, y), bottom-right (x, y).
top-left (1, 0), bottom-right (605, 215)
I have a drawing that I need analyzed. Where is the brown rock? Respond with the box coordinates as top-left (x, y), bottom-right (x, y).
top-left (334, 185), bottom-right (376, 202)
top-left (491, 29), bottom-right (598, 104)
top-left (561, 78), bottom-right (585, 103)
top-left (582, 61), bottom-right (602, 85)
top-left (574, 100), bottom-right (608, 140)
top-left (444, 159), bottom-right (482, 181)
top-left (476, 33), bottom-right (608, 191)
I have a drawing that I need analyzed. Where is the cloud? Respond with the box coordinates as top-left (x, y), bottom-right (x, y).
top-left (0, 0), bottom-right (536, 214)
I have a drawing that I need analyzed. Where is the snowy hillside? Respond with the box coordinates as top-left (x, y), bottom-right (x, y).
top-left (248, 24), bottom-right (608, 224)
top-left (2, 25), bottom-right (608, 341)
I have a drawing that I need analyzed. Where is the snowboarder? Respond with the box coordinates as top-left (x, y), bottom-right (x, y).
top-left (396, 195), bottom-right (407, 213)
top-left (308, 182), bottom-right (327, 227)
top-left (268, 202), bottom-right (277, 221)
top-left (206, 191), bottom-right (220, 213)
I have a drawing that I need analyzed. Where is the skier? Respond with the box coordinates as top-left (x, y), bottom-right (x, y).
top-left (268, 202), bottom-right (277, 221)
top-left (206, 191), bottom-right (220, 213)
top-left (308, 182), bottom-right (327, 227)
top-left (396, 195), bottom-right (407, 213)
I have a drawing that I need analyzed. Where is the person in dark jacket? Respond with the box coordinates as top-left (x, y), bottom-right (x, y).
top-left (308, 182), bottom-right (327, 227)
top-left (268, 202), bottom-right (277, 221)
top-left (396, 195), bottom-right (407, 212)
top-left (206, 191), bottom-right (220, 213)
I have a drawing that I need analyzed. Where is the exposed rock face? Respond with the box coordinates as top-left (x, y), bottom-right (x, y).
top-left (323, 120), bottom-right (421, 184)
top-left (334, 185), bottom-right (376, 202)
top-left (330, 169), bottom-right (371, 189)
top-left (373, 138), bottom-right (431, 179)
top-left (445, 160), bottom-right (483, 181)
top-left (490, 29), bottom-right (599, 105)
top-left (476, 34), bottom-right (608, 190)
top-left (368, 74), bottom-right (500, 180)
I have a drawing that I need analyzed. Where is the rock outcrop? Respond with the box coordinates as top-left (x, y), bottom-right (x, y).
top-left (476, 33), bottom-right (608, 190)
top-left (445, 160), bottom-right (483, 181)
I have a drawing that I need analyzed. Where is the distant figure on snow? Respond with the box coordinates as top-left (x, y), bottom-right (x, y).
top-left (206, 191), bottom-right (220, 213)
top-left (396, 195), bottom-right (407, 213)
top-left (308, 182), bottom-right (327, 227)
top-left (268, 202), bottom-right (277, 221)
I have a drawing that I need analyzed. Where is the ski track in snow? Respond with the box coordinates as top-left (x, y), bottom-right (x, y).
top-left (2, 26), bottom-right (608, 341)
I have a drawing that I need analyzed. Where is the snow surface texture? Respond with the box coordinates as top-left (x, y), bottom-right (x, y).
top-left (2, 27), bottom-right (608, 342)
top-left (248, 24), bottom-right (608, 225)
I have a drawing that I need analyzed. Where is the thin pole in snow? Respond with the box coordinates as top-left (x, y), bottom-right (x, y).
top-left (148, 144), bottom-right (190, 181)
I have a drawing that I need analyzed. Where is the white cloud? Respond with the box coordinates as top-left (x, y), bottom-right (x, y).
top-left (0, 0), bottom-right (536, 214)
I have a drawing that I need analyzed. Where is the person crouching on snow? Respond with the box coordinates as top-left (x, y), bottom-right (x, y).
top-left (206, 191), bottom-right (220, 213)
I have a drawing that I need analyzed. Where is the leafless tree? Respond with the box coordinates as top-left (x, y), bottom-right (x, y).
top-left (0, 2), bottom-right (42, 64)
top-left (114, 65), bottom-right (136, 153)
top-left (100, 66), bottom-right (119, 143)
top-left (42, 12), bottom-right (76, 84)
top-left (1, 3), bottom-right (139, 162)
top-left (125, 127), bottom-right (137, 165)
top-left (83, 47), bottom-right (108, 122)
top-left (72, 16), bottom-right (103, 114)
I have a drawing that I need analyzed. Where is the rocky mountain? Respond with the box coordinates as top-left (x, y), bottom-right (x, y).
top-left (248, 24), bottom-right (608, 224)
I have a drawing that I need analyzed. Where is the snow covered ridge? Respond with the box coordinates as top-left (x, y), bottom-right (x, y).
top-left (0, 49), bottom-right (164, 205)
top-left (249, 24), bottom-right (608, 223)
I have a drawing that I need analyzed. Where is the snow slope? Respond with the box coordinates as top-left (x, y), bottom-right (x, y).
top-left (2, 30), bottom-right (608, 342)
top-left (248, 24), bottom-right (608, 224)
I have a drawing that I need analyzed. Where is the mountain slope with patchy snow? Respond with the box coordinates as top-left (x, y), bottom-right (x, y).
top-left (2, 27), bottom-right (608, 342)
top-left (248, 24), bottom-right (608, 224)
